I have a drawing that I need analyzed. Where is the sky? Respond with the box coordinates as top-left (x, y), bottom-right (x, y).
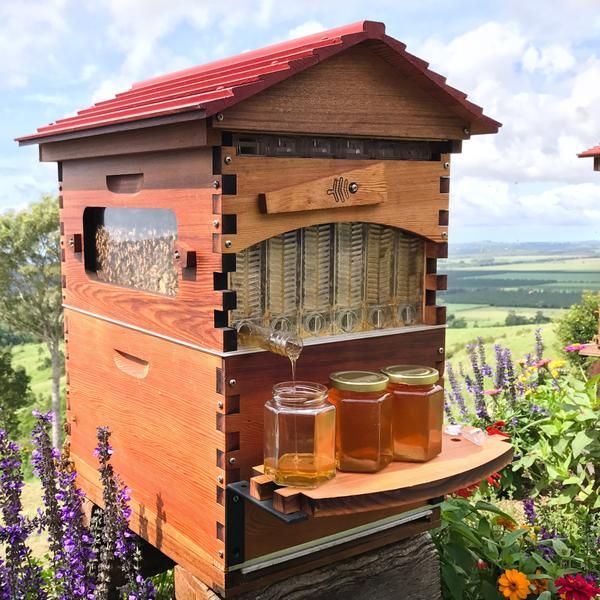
top-left (1, 0), bottom-right (599, 244)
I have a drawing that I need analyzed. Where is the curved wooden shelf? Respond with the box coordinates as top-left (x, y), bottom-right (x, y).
top-left (252, 433), bottom-right (513, 518)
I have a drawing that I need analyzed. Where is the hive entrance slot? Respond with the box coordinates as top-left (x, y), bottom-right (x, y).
top-left (106, 173), bottom-right (144, 194)
top-left (113, 349), bottom-right (149, 379)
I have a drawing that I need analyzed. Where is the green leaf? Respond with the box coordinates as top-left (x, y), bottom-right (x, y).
top-left (537, 592), bottom-right (552, 600)
top-left (501, 528), bottom-right (527, 548)
top-left (572, 430), bottom-right (593, 458)
top-left (441, 563), bottom-right (465, 600)
top-left (481, 580), bottom-right (500, 600)
top-left (551, 538), bottom-right (570, 558)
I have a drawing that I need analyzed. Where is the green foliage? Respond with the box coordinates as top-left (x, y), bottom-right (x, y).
top-left (555, 292), bottom-right (600, 365)
top-left (0, 348), bottom-right (33, 437)
top-left (0, 196), bottom-right (64, 445)
top-left (0, 196), bottom-right (62, 345)
top-left (511, 375), bottom-right (600, 534)
top-left (505, 311), bottom-right (551, 326)
top-left (448, 315), bottom-right (468, 328)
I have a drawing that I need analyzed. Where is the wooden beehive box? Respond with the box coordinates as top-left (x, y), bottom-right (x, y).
top-left (18, 21), bottom-right (505, 597)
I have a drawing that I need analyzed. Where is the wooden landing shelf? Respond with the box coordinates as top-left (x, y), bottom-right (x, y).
top-left (578, 343), bottom-right (600, 357)
top-left (252, 433), bottom-right (513, 518)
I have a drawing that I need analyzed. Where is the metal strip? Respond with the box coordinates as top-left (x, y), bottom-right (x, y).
top-left (63, 304), bottom-right (445, 358)
top-left (230, 506), bottom-right (434, 574)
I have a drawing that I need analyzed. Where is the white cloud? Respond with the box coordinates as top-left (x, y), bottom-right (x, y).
top-left (287, 20), bottom-right (325, 39)
top-left (0, 0), bottom-right (67, 89)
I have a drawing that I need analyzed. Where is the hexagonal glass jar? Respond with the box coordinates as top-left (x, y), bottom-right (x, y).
top-left (382, 365), bottom-right (443, 462)
top-left (264, 382), bottom-right (336, 488)
top-left (328, 371), bottom-right (393, 473)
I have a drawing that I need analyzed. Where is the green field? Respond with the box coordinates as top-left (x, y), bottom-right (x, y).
top-left (446, 322), bottom-right (558, 365)
top-left (445, 304), bottom-right (564, 327)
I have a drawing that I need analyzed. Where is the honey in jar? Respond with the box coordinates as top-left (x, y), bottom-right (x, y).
top-left (382, 365), bottom-right (443, 462)
top-left (264, 381), bottom-right (336, 488)
top-left (328, 371), bottom-right (393, 473)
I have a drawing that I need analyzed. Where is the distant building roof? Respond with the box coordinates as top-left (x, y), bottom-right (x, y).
top-left (17, 20), bottom-right (501, 144)
top-left (578, 145), bottom-right (600, 158)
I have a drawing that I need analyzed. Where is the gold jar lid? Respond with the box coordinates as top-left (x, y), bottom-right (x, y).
top-left (330, 371), bottom-right (389, 393)
top-left (381, 365), bottom-right (440, 386)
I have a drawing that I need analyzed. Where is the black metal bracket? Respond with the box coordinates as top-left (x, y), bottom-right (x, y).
top-left (225, 481), bottom-right (308, 568)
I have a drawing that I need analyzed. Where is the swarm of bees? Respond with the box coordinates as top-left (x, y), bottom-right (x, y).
top-left (95, 225), bottom-right (179, 296)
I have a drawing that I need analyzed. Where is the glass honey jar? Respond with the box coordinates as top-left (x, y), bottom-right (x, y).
top-left (381, 365), bottom-right (443, 462)
top-left (328, 371), bottom-right (393, 473)
top-left (264, 381), bottom-right (336, 488)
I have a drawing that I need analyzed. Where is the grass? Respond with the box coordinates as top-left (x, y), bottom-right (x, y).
top-left (446, 322), bottom-right (558, 365)
top-left (11, 343), bottom-right (63, 399)
top-left (445, 304), bottom-right (565, 327)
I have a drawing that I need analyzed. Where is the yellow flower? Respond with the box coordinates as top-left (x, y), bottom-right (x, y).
top-left (549, 359), bottom-right (566, 370)
top-left (498, 569), bottom-right (531, 600)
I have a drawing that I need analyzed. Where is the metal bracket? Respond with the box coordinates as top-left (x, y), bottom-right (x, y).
top-left (225, 481), bottom-right (308, 568)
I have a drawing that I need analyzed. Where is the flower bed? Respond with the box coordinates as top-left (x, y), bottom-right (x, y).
top-left (436, 331), bottom-right (600, 599)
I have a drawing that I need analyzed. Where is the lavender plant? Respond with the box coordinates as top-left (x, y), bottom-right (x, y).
top-left (0, 428), bottom-right (45, 598)
top-left (0, 413), bottom-right (157, 599)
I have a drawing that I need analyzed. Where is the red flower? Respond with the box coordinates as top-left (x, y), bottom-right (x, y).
top-left (555, 574), bottom-right (600, 600)
top-left (486, 471), bottom-right (502, 488)
top-left (486, 421), bottom-right (511, 438)
top-left (455, 482), bottom-right (478, 498)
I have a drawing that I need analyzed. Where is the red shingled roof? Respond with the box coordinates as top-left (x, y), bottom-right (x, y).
top-left (578, 145), bottom-right (600, 158)
top-left (17, 20), bottom-right (501, 144)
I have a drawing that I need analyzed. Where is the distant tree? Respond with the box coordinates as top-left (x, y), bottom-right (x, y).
top-left (556, 292), bottom-right (600, 365)
top-left (0, 196), bottom-right (63, 446)
top-left (0, 348), bottom-right (33, 437)
top-left (533, 310), bottom-right (551, 324)
top-left (505, 311), bottom-right (530, 326)
top-left (448, 316), bottom-right (468, 329)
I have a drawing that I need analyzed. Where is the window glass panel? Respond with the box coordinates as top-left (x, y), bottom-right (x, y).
top-left (84, 207), bottom-right (178, 296)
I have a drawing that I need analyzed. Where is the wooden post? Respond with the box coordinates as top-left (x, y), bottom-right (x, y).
top-left (174, 533), bottom-right (441, 600)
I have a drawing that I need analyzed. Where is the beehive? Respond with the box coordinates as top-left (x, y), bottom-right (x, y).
top-left (18, 21), bottom-right (507, 596)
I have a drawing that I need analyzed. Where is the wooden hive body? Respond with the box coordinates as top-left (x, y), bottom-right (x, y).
top-left (18, 21), bottom-right (502, 597)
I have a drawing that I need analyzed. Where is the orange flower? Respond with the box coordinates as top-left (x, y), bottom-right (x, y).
top-left (531, 570), bottom-right (549, 595)
top-left (494, 515), bottom-right (518, 531)
top-left (498, 569), bottom-right (530, 600)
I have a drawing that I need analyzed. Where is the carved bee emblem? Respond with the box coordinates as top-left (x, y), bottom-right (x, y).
top-left (327, 178), bottom-right (358, 203)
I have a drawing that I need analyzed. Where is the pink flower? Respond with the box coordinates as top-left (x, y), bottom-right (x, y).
top-left (484, 388), bottom-right (502, 396)
top-left (564, 343), bottom-right (585, 353)
top-left (533, 358), bottom-right (551, 369)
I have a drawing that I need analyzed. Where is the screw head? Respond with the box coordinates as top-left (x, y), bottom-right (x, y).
top-left (443, 161), bottom-right (450, 169)
top-left (217, 474), bottom-right (224, 484)
top-left (212, 219), bottom-right (220, 228)
top-left (228, 378), bottom-right (237, 387)
top-left (229, 457), bottom-right (237, 465)
top-left (224, 155), bottom-right (232, 165)
top-left (217, 400), bottom-right (224, 410)
top-left (216, 113), bottom-right (224, 122)
top-left (232, 495), bottom-right (239, 503)
top-left (438, 347), bottom-right (445, 355)
top-left (463, 127), bottom-right (470, 135)
top-left (348, 182), bottom-right (359, 194)
top-left (212, 180), bottom-right (220, 189)
top-left (174, 250), bottom-right (181, 260)
top-left (224, 240), bottom-right (233, 248)
top-left (441, 231), bottom-right (448, 239)
top-left (218, 550), bottom-right (224, 559)
top-left (68, 237), bottom-right (75, 247)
